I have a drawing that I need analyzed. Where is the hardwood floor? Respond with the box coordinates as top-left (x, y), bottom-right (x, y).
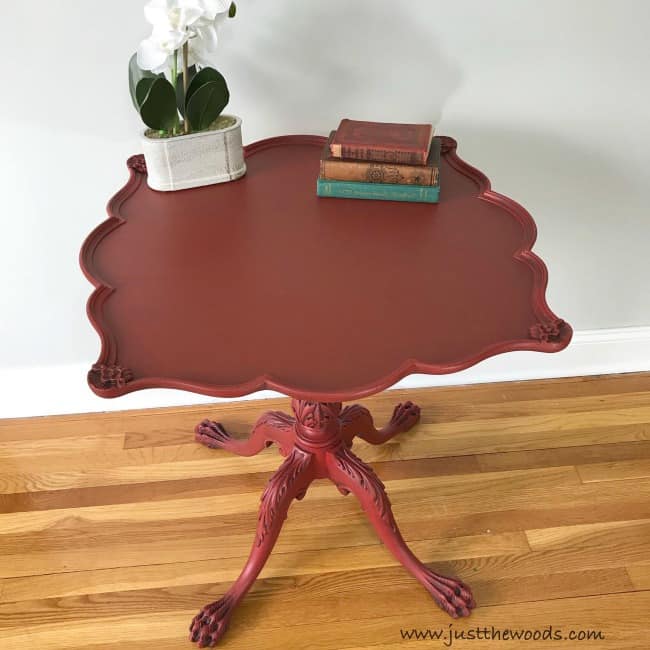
top-left (1, 372), bottom-right (649, 649)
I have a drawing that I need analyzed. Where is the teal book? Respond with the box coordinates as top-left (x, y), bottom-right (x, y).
top-left (316, 178), bottom-right (439, 203)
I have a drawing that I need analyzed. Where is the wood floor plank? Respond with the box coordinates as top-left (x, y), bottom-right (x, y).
top-left (0, 534), bottom-right (530, 604)
top-left (410, 407), bottom-right (650, 450)
top-left (526, 519), bottom-right (650, 556)
top-left (351, 420), bottom-right (650, 467)
top-left (478, 440), bottom-right (650, 473)
top-left (0, 566), bottom-right (634, 630)
top-left (577, 458), bottom-right (650, 483)
top-left (0, 451), bottom-right (282, 494)
top-left (0, 455), bottom-right (481, 515)
top-left (0, 433), bottom-right (125, 461)
top-left (0, 465), bottom-right (580, 535)
top-left (0, 471), bottom-right (275, 514)
top-left (0, 524), bottom-right (529, 579)
top-left (0, 437), bottom-right (273, 474)
top-left (625, 564), bottom-right (650, 590)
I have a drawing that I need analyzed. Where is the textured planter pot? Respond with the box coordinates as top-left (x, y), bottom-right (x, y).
top-left (141, 115), bottom-right (246, 191)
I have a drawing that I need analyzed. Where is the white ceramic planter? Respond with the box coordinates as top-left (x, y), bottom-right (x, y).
top-left (141, 115), bottom-right (246, 191)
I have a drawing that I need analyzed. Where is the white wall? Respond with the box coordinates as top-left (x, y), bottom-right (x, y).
top-left (1, 1), bottom-right (649, 417)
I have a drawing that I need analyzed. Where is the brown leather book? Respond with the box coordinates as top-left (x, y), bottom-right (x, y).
top-left (329, 119), bottom-right (434, 165)
top-left (321, 132), bottom-right (440, 186)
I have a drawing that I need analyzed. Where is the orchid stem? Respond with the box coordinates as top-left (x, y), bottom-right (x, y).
top-left (171, 50), bottom-right (179, 136)
top-left (182, 41), bottom-right (190, 134)
top-left (171, 49), bottom-right (178, 91)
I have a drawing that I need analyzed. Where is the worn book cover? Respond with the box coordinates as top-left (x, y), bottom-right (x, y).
top-left (316, 178), bottom-right (440, 204)
top-left (321, 132), bottom-right (440, 186)
top-left (329, 119), bottom-right (434, 165)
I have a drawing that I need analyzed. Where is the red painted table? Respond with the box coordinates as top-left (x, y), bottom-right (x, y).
top-left (80, 135), bottom-right (571, 647)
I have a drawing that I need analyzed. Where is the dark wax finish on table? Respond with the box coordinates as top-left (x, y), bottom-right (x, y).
top-left (81, 135), bottom-right (571, 401)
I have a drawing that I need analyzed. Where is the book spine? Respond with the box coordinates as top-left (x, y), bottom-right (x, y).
top-left (320, 159), bottom-right (438, 186)
top-left (334, 146), bottom-right (427, 166)
top-left (316, 179), bottom-right (439, 203)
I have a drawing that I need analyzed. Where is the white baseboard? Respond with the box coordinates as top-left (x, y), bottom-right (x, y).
top-left (1, 326), bottom-right (649, 419)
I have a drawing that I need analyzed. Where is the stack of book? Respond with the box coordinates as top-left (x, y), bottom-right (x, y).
top-left (317, 119), bottom-right (441, 204)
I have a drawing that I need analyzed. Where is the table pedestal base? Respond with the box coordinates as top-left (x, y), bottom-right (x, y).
top-left (189, 399), bottom-right (475, 647)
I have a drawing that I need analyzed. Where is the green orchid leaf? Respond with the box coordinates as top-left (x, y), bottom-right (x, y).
top-left (186, 79), bottom-right (230, 131)
top-left (185, 67), bottom-right (228, 107)
top-left (128, 53), bottom-right (161, 111)
top-left (135, 77), bottom-right (157, 108)
top-left (229, 2), bottom-right (236, 18)
top-left (176, 65), bottom-right (197, 117)
top-left (139, 77), bottom-right (179, 132)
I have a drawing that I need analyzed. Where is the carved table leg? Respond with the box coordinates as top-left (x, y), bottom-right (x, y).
top-left (326, 444), bottom-right (475, 618)
top-left (340, 401), bottom-right (421, 446)
top-left (191, 397), bottom-right (475, 646)
top-left (195, 410), bottom-right (296, 457)
top-left (189, 447), bottom-right (314, 647)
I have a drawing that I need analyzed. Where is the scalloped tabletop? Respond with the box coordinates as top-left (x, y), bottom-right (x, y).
top-left (80, 135), bottom-right (571, 401)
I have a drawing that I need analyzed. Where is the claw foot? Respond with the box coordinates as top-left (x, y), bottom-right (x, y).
top-left (388, 401), bottom-right (421, 434)
top-left (189, 595), bottom-right (235, 647)
top-left (195, 420), bottom-right (233, 450)
top-left (420, 567), bottom-right (475, 618)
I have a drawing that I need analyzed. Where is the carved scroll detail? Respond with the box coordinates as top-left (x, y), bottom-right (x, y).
top-left (127, 154), bottom-right (147, 174)
top-left (291, 400), bottom-right (342, 429)
top-left (333, 445), bottom-right (397, 531)
top-left (258, 410), bottom-right (295, 432)
top-left (438, 136), bottom-right (457, 154)
top-left (88, 364), bottom-right (134, 389)
top-left (530, 318), bottom-right (565, 343)
top-left (256, 447), bottom-right (311, 546)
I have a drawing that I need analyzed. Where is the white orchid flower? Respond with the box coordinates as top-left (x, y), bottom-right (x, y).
top-left (198, 0), bottom-right (231, 21)
top-left (137, 27), bottom-right (184, 72)
top-left (137, 0), bottom-right (232, 72)
top-left (193, 18), bottom-right (218, 52)
top-left (191, 3), bottom-right (231, 66)
top-left (138, 0), bottom-right (203, 71)
top-left (144, 0), bottom-right (204, 31)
